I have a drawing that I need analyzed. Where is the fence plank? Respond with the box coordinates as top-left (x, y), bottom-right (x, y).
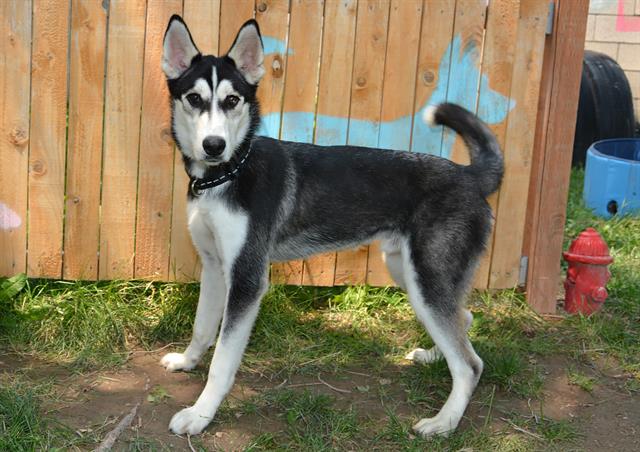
top-left (277, 0), bottom-right (324, 285)
top-left (169, 0), bottom-right (221, 281)
top-left (489, 0), bottom-right (547, 289)
top-left (253, 0), bottom-right (288, 140)
top-left (470, 0), bottom-right (519, 289)
top-left (0, 0), bottom-right (31, 277)
top-left (378, 0), bottom-right (423, 152)
top-left (134, 0), bottom-right (182, 280)
top-left (184, 0), bottom-right (220, 55)
top-left (366, 0), bottom-right (423, 287)
top-left (27, 0), bottom-right (70, 278)
top-left (446, 0), bottom-right (487, 164)
top-left (303, 0), bottom-right (358, 286)
top-left (334, 0), bottom-right (391, 285)
top-left (410, 0), bottom-right (456, 155)
top-left (280, 0), bottom-right (323, 144)
top-left (63, 0), bottom-right (107, 280)
top-left (99, 0), bottom-right (147, 279)
top-left (522, 0), bottom-right (558, 288)
top-left (251, 0), bottom-right (292, 284)
top-left (219, 0), bottom-right (255, 53)
top-left (523, 1), bottom-right (588, 311)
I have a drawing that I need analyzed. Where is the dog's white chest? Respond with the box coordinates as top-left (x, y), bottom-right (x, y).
top-left (187, 195), bottom-right (248, 272)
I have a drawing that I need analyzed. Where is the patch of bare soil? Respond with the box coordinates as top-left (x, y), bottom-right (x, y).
top-left (1, 351), bottom-right (638, 451)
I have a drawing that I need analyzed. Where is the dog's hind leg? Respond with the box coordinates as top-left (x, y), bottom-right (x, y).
top-left (161, 256), bottom-right (226, 371)
top-left (168, 256), bottom-right (269, 435)
top-left (405, 309), bottom-right (473, 364)
top-left (401, 239), bottom-right (483, 437)
top-left (382, 249), bottom-right (407, 290)
top-left (383, 238), bottom-right (472, 366)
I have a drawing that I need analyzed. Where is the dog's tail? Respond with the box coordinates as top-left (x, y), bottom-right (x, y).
top-left (423, 103), bottom-right (503, 197)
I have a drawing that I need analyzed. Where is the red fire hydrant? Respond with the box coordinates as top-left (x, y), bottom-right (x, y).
top-left (563, 228), bottom-right (613, 315)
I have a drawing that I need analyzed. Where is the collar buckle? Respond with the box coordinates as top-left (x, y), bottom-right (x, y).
top-left (189, 178), bottom-right (201, 197)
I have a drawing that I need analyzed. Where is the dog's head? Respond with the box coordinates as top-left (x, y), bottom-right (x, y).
top-left (162, 16), bottom-right (263, 166)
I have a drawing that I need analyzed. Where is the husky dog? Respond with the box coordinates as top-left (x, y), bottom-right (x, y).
top-left (160, 15), bottom-right (503, 438)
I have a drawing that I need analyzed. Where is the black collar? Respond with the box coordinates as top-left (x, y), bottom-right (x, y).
top-left (189, 144), bottom-right (253, 197)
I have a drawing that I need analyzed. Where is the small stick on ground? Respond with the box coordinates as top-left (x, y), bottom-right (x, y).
top-left (500, 417), bottom-right (544, 440)
top-left (94, 403), bottom-right (139, 451)
top-left (345, 370), bottom-right (372, 378)
top-left (187, 434), bottom-right (196, 452)
top-left (318, 374), bottom-right (351, 394)
top-left (274, 378), bottom-right (288, 389)
top-left (129, 342), bottom-right (183, 355)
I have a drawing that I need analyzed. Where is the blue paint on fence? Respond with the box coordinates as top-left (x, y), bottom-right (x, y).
top-left (315, 115), bottom-right (348, 146)
top-left (347, 119), bottom-right (380, 148)
top-left (262, 36), bottom-right (293, 56)
top-left (257, 35), bottom-right (516, 157)
top-left (282, 111), bottom-right (314, 143)
top-left (378, 115), bottom-right (413, 151)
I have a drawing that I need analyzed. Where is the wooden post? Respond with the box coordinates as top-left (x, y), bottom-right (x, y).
top-left (524, 0), bottom-right (589, 313)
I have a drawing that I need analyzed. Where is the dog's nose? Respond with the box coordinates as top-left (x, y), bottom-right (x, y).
top-left (202, 136), bottom-right (226, 157)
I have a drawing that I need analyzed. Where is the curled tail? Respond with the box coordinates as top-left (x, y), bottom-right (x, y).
top-left (423, 103), bottom-right (504, 197)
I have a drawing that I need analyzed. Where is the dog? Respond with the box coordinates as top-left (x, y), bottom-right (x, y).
top-left (160, 15), bottom-right (503, 438)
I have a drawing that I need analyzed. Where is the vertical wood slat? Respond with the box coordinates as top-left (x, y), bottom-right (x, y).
top-left (170, 0), bottom-right (221, 281)
top-left (253, 0), bottom-right (288, 140)
top-left (134, 0), bottom-right (182, 280)
top-left (279, 0), bottom-right (324, 285)
top-left (0, 0), bottom-right (31, 277)
top-left (377, 0), bottom-right (423, 152)
top-left (366, 0), bottom-right (424, 287)
top-left (525, 0), bottom-right (589, 312)
top-left (99, 0), bottom-right (147, 279)
top-left (334, 0), bottom-right (391, 286)
top-left (220, 0), bottom-right (256, 53)
top-left (489, 0), bottom-right (548, 289)
top-left (183, 0), bottom-right (221, 54)
top-left (410, 0), bottom-right (456, 154)
top-left (522, 0), bottom-right (559, 280)
top-left (470, 0), bottom-right (520, 289)
top-left (446, 0), bottom-right (487, 164)
top-left (280, 0), bottom-right (323, 144)
top-left (27, 0), bottom-right (70, 278)
top-left (303, 0), bottom-right (359, 286)
top-left (252, 0), bottom-right (292, 284)
top-left (64, 0), bottom-right (108, 280)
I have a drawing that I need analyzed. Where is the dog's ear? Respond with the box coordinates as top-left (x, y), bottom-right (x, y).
top-left (226, 19), bottom-right (264, 85)
top-left (162, 15), bottom-right (200, 79)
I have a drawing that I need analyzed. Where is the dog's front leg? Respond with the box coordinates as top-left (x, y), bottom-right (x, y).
top-left (161, 256), bottom-right (226, 371)
top-left (168, 257), bottom-right (268, 435)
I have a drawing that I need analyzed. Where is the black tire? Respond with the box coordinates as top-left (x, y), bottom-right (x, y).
top-left (573, 51), bottom-right (636, 167)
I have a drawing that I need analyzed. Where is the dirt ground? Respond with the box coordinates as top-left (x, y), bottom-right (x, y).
top-left (2, 350), bottom-right (638, 451)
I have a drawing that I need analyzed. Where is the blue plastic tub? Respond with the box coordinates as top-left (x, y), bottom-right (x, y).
top-left (584, 138), bottom-right (640, 217)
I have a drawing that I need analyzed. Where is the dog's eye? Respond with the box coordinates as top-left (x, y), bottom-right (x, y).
top-left (225, 95), bottom-right (240, 108)
top-left (186, 93), bottom-right (203, 108)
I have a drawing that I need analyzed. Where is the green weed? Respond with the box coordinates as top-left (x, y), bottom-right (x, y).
top-left (566, 368), bottom-right (596, 393)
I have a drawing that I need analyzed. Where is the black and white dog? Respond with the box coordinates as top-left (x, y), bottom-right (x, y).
top-left (160, 16), bottom-right (503, 438)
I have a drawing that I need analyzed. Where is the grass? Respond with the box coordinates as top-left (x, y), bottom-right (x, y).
top-left (563, 169), bottom-right (640, 379)
top-left (0, 278), bottom-right (200, 369)
top-left (0, 376), bottom-right (84, 451)
top-left (566, 368), bottom-right (596, 393)
top-left (0, 168), bottom-right (638, 450)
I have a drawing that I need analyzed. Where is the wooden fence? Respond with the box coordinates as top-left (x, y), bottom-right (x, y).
top-left (1, 0), bottom-right (553, 290)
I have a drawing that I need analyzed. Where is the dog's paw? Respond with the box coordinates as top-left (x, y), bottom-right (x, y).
top-left (404, 347), bottom-right (442, 365)
top-left (161, 352), bottom-right (196, 372)
top-left (412, 416), bottom-right (456, 437)
top-left (169, 406), bottom-right (212, 435)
